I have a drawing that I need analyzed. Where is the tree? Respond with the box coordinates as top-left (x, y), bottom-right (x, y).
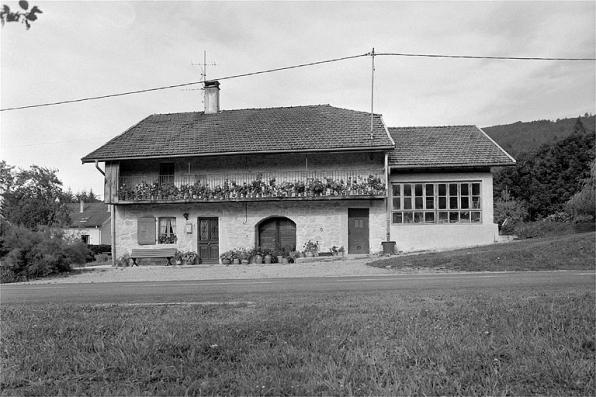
top-left (0, 163), bottom-right (72, 230)
top-left (1, 1), bottom-right (42, 29)
top-left (565, 159), bottom-right (596, 222)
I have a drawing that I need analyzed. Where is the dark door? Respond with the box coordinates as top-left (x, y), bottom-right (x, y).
top-left (198, 217), bottom-right (219, 264)
top-left (258, 217), bottom-right (296, 251)
top-left (348, 208), bottom-right (369, 254)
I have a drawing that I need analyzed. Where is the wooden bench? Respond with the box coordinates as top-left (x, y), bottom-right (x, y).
top-left (130, 248), bottom-right (177, 266)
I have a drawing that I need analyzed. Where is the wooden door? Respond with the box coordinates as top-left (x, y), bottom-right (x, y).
top-left (258, 217), bottom-right (296, 251)
top-left (348, 208), bottom-right (369, 254)
top-left (198, 217), bottom-right (219, 264)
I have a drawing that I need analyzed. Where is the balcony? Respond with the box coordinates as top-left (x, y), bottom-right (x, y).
top-left (116, 169), bottom-right (386, 203)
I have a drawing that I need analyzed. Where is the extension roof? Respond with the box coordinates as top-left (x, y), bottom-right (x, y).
top-left (66, 203), bottom-right (111, 228)
top-left (388, 125), bottom-right (515, 168)
top-left (81, 105), bottom-right (394, 163)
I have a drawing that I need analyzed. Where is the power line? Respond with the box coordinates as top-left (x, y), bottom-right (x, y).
top-left (1, 51), bottom-right (594, 112)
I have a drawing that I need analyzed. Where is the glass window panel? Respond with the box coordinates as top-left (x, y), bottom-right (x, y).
top-left (392, 184), bottom-right (401, 197)
top-left (449, 212), bottom-right (459, 223)
top-left (438, 184), bottom-right (446, 196)
top-left (449, 183), bottom-right (458, 196)
top-left (404, 184), bottom-right (412, 196)
top-left (450, 197), bottom-right (458, 209)
top-left (404, 198), bottom-right (412, 210)
top-left (404, 212), bottom-right (413, 223)
top-left (471, 212), bottom-right (481, 223)
top-left (460, 211), bottom-right (470, 222)
top-left (413, 212), bottom-right (424, 223)
top-left (426, 184), bottom-right (434, 196)
top-left (415, 197), bottom-right (423, 209)
top-left (472, 197), bottom-right (481, 209)
top-left (426, 197), bottom-right (434, 209)
top-left (438, 212), bottom-right (449, 223)
top-left (439, 197), bottom-right (447, 209)
top-left (472, 183), bottom-right (481, 195)
top-left (461, 183), bottom-right (469, 195)
top-left (392, 198), bottom-right (401, 210)
top-left (392, 213), bottom-right (403, 223)
top-left (425, 212), bottom-right (435, 223)
top-left (415, 184), bottom-right (423, 196)
top-left (461, 197), bottom-right (470, 209)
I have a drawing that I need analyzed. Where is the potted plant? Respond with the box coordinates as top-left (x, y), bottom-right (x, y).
top-left (182, 251), bottom-right (198, 265)
top-left (174, 251), bottom-right (183, 265)
top-left (253, 247), bottom-right (264, 264)
top-left (262, 248), bottom-right (273, 264)
top-left (302, 240), bottom-right (319, 257)
top-left (219, 250), bottom-right (233, 265)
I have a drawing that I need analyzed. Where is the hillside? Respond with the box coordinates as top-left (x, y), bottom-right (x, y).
top-left (483, 115), bottom-right (595, 158)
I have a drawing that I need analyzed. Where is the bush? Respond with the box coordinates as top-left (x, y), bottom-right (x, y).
top-left (0, 224), bottom-right (89, 283)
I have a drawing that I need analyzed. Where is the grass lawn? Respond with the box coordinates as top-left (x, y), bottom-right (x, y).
top-left (2, 287), bottom-right (595, 396)
top-left (368, 232), bottom-right (596, 272)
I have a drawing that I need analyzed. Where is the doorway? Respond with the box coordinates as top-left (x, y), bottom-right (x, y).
top-left (348, 208), bottom-right (369, 254)
top-left (258, 217), bottom-right (296, 251)
top-left (197, 217), bottom-right (219, 264)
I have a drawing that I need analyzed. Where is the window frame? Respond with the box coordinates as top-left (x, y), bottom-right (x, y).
top-left (158, 217), bottom-right (177, 244)
top-left (391, 181), bottom-right (482, 225)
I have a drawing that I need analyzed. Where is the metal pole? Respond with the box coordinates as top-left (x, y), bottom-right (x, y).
top-left (370, 47), bottom-right (375, 139)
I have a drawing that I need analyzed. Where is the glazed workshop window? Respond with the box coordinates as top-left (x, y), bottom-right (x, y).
top-left (158, 217), bottom-right (177, 244)
top-left (392, 182), bottom-right (481, 224)
top-left (159, 163), bottom-right (175, 185)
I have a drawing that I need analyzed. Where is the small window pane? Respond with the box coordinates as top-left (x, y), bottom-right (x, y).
top-left (392, 185), bottom-right (401, 197)
top-left (450, 197), bottom-right (458, 209)
top-left (415, 184), bottom-right (423, 196)
top-left (393, 198), bottom-right (401, 210)
top-left (425, 212), bottom-right (435, 223)
top-left (426, 197), bottom-right (434, 209)
top-left (449, 183), bottom-right (458, 196)
top-left (404, 184), bottom-right (412, 196)
top-left (404, 198), bottom-right (412, 210)
top-left (461, 183), bottom-right (469, 195)
top-left (471, 212), bottom-right (481, 223)
top-left (439, 197), bottom-right (447, 209)
top-left (449, 212), bottom-right (459, 223)
top-left (392, 213), bottom-right (403, 223)
top-left (426, 184), bottom-right (434, 196)
top-left (438, 212), bottom-right (449, 223)
top-left (472, 197), bottom-right (481, 209)
top-left (415, 197), bottom-right (423, 209)
top-left (472, 183), bottom-right (481, 195)
top-left (461, 197), bottom-right (470, 209)
top-left (414, 212), bottom-right (424, 223)
top-left (460, 211), bottom-right (470, 222)
top-left (404, 212), bottom-right (413, 223)
top-left (438, 184), bottom-right (446, 196)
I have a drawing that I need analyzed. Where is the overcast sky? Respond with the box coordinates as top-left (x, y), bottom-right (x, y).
top-left (1, 1), bottom-right (594, 197)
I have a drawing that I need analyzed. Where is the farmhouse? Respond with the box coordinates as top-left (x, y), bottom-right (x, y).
top-left (64, 201), bottom-right (111, 245)
top-left (82, 81), bottom-right (515, 264)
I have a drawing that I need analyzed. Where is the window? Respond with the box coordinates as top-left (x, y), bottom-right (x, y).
top-left (392, 181), bottom-right (482, 224)
top-left (81, 235), bottom-right (90, 244)
top-left (158, 217), bottom-right (177, 244)
top-left (159, 163), bottom-right (175, 185)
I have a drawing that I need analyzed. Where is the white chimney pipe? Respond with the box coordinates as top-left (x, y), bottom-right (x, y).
top-left (204, 80), bottom-right (220, 114)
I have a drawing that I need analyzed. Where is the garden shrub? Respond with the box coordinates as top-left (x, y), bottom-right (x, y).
top-left (0, 224), bottom-right (89, 283)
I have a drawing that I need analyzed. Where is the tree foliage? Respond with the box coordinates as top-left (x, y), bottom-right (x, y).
top-left (565, 159), bottom-right (596, 222)
top-left (1, 1), bottom-right (42, 29)
top-left (0, 161), bottom-right (72, 230)
top-left (494, 129), bottom-right (595, 221)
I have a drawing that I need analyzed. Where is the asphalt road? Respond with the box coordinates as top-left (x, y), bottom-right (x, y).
top-left (1, 271), bottom-right (593, 306)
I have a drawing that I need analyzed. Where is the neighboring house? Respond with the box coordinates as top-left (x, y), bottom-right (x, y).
top-left (65, 201), bottom-right (111, 245)
top-left (81, 81), bottom-right (514, 263)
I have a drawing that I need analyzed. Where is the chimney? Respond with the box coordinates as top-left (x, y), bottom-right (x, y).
top-left (204, 80), bottom-right (220, 114)
top-left (80, 200), bottom-right (85, 213)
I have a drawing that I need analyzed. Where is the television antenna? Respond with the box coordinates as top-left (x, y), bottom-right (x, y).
top-left (182, 51), bottom-right (217, 92)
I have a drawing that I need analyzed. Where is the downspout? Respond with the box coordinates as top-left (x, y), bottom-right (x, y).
top-left (385, 153), bottom-right (391, 241)
top-left (95, 160), bottom-right (105, 176)
top-left (94, 161), bottom-right (115, 266)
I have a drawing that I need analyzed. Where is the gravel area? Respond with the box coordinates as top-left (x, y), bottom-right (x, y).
top-left (18, 256), bottom-right (414, 284)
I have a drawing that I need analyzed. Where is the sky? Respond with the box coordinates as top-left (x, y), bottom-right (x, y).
top-left (1, 1), bottom-right (595, 198)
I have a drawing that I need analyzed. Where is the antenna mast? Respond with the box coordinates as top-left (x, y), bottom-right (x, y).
top-left (370, 47), bottom-right (375, 139)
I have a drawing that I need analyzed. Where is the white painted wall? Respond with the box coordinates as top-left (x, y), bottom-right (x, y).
top-left (65, 227), bottom-right (102, 245)
top-left (389, 172), bottom-right (499, 252)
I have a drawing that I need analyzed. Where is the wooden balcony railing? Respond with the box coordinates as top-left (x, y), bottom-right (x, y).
top-left (117, 169), bottom-right (386, 202)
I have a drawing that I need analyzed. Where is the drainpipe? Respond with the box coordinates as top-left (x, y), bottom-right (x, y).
top-left (94, 161), bottom-right (115, 266)
top-left (385, 153), bottom-right (391, 241)
top-left (95, 160), bottom-right (105, 176)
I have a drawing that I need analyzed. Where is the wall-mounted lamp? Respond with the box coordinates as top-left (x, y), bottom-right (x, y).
top-left (183, 212), bottom-right (189, 221)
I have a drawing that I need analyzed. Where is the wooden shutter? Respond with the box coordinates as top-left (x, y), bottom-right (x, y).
top-left (138, 217), bottom-right (156, 245)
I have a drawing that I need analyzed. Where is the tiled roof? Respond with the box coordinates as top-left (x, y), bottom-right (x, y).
top-left (82, 105), bottom-right (394, 163)
top-left (67, 203), bottom-right (110, 228)
top-left (388, 125), bottom-right (515, 168)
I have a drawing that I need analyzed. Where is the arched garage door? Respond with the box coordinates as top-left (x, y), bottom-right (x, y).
top-left (258, 217), bottom-right (296, 251)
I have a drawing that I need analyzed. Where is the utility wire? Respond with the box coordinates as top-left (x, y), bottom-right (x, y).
top-left (1, 51), bottom-right (594, 112)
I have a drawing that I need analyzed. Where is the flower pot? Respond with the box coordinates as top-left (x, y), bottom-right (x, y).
top-left (233, 258), bottom-right (240, 265)
top-left (175, 259), bottom-right (182, 265)
top-left (277, 256), bottom-right (283, 264)
top-left (282, 258), bottom-right (289, 265)
top-left (264, 255), bottom-right (272, 264)
top-left (255, 255), bottom-right (263, 264)
top-left (305, 251), bottom-right (314, 257)
top-left (221, 259), bottom-right (231, 265)
top-left (241, 259), bottom-right (249, 265)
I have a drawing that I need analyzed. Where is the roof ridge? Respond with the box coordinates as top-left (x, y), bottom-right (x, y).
top-left (389, 125), bottom-right (477, 130)
top-left (152, 104), bottom-right (335, 117)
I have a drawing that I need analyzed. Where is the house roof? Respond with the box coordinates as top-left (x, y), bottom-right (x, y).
top-left (388, 125), bottom-right (515, 168)
top-left (67, 203), bottom-right (110, 228)
top-left (81, 105), bottom-right (394, 163)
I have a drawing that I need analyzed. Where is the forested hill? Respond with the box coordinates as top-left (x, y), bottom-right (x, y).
top-left (483, 115), bottom-right (595, 158)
